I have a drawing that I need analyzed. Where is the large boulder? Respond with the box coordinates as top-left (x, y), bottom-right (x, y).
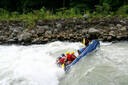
top-left (116, 24), bottom-right (122, 28)
top-left (45, 30), bottom-right (52, 36)
top-left (36, 25), bottom-right (50, 36)
top-left (120, 26), bottom-right (127, 31)
top-left (109, 31), bottom-right (116, 37)
top-left (83, 14), bottom-right (89, 19)
top-left (18, 32), bottom-right (32, 42)
top-left (56, 23), bottom-right (62, 29)
top-left (0, 36), bottom-right (4, 41)
top-left (88, 28), bottom-right (100, 33)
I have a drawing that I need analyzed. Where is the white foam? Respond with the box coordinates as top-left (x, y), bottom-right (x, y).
top-left (0, 43), bottom-right (65, 85)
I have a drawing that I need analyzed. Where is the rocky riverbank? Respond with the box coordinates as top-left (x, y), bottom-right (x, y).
top-left (0, 16), bottom-right (128, 45)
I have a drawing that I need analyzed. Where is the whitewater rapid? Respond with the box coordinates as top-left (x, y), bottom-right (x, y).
top-left (0, 41), bottom-right (128, 85)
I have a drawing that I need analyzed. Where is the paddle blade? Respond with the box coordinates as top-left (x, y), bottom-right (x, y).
top-left (62, 64), bottom-right (65, 68)
top-left (83, 38), bottom-right (85, 47)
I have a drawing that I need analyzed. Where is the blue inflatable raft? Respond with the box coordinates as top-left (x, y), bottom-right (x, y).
top-left (65, 40), bottom-right (100, 71)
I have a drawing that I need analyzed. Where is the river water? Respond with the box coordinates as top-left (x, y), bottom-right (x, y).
top-left (0, 41), bottom-right (128, 85)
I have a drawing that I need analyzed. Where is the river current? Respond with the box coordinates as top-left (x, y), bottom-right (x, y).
top-left (0, 41), bottom-right (128, 85)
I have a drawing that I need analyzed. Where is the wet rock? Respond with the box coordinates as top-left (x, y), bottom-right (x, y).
top-left (120, 20), bottom-right (126, 24)
top-left (56, 23), bottom-right (62, 29)
top-left (110, 26), bottom-right (118, 30)
top-left (0, 17), bottom-right (128, 45)
top-left (37, 25), bottom-right (49, 30)
top-left (109, 31), bottom-right (116, 37)
top-left (32, 38), bottom-right (42, 44)
top-left (107, 36), bottom-right (112, 41)
top-left (30, 30), bottom-right (36, 34)
top-left (73, 17), bottom-right (77, 23)
top-left (36, 28), bottom-right (45, 34)
top-left (88, 28), bottom-right (100, 33)
top-left (109, 24), bottom-right (115, 27)
top-left (43, 38), bottom-right (49, 42)
top-left (0, 36), bottom-right (4, 41)
top-left (10, 32), bottom-right (18, 38)
top-left (120, 26), bottom-right (127, 31)
top-left (9, 26), bottom-right (23, 33)
top-left (54, 29), bottom-right (58, 33)
top-left (117, 35), bottom-right (122, 40)
top-left (82, 29), bottom-right (88, 34)
top-left (83, 14), bottom-right (88, 19)
top-left (8, 39), bottom-right (16, 42)
top-left (18, 32), bottom-right (32, 41)
top-left (45, 30), bottom-right (52, 36)
top-left (116, 24), bottom-right (122, 28)
top-left (51, 39), bottom-right (57, 42)
top-left (76, 25), bottom-right (82, 29)
top-left (69, 34), bottom-right (74, 37)
top-left (82, 21), bottom-right (88, 24)
top-left (37, 20), bottom-right (43, 26)
top-left (102, 36), bottom-right (108, 41)
top-left (64, 26), bottom-right (68, 29)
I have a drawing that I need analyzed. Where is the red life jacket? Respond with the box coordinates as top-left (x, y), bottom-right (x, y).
top-left (67, 54), bottom-right (72, 61)
top-left (71, 55), bottom-right (76, 61)
top-left (60, 58), bottom-right (65, 64)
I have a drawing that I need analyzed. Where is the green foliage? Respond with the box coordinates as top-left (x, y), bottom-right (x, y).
top-left (0, 0), bottom-right (127, 14)
top-left (95, 3), bottom-right (111, 16)
top-left (0, 8), bottom-right (9, 20)
top-left (55, 8), bottom-right (82, 18)
top-left (10, 12), bottom-right (20, 19)
top-left (0, 7), bottom-right (83, 28)
top-left (99, 0), bottom-right (126, 11)
top-left (0, 0), bottom-right (127, 29)
top-left (70, 0), bottom-right (98, 11)
top-left (117, 5), bottom-right (128, 16)
top-left (40, 8), bottom-right (47, 18)
top-left (0, 1), bottom-right (128, 28)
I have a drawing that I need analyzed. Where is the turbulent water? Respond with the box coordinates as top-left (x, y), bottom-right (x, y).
top-left (0, 41), bottom-right (128, 85)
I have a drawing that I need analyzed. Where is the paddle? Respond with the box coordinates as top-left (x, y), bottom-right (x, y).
top-left (61, 63), bottom-right (65, 68)
top-left (83, 38), bottom-right (85, 48)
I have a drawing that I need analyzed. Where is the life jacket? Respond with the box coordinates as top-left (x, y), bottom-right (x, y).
top-left (67, 54), bottom-right (72, 61)
top-left (60, 58), bottom-right (65, 64)
top-left (79, 48), bottom-right (86, 53)
top-left (71, 55), bottom-right (76, 61)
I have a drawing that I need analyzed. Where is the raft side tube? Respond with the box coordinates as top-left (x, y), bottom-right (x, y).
top-left (65, 40), bottom-right (100, 71)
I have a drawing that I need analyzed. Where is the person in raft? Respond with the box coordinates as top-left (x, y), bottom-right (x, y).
top-left (56, 53), bottom-right (67, 65)
top-left (56, 56), bottom-right (62, 65)
top-left (71, 52), bottom-right (76, 61)
top-left (65, 51), bottom-right (76, 65)
top-left (78, 38), bottom-right (91, 55)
